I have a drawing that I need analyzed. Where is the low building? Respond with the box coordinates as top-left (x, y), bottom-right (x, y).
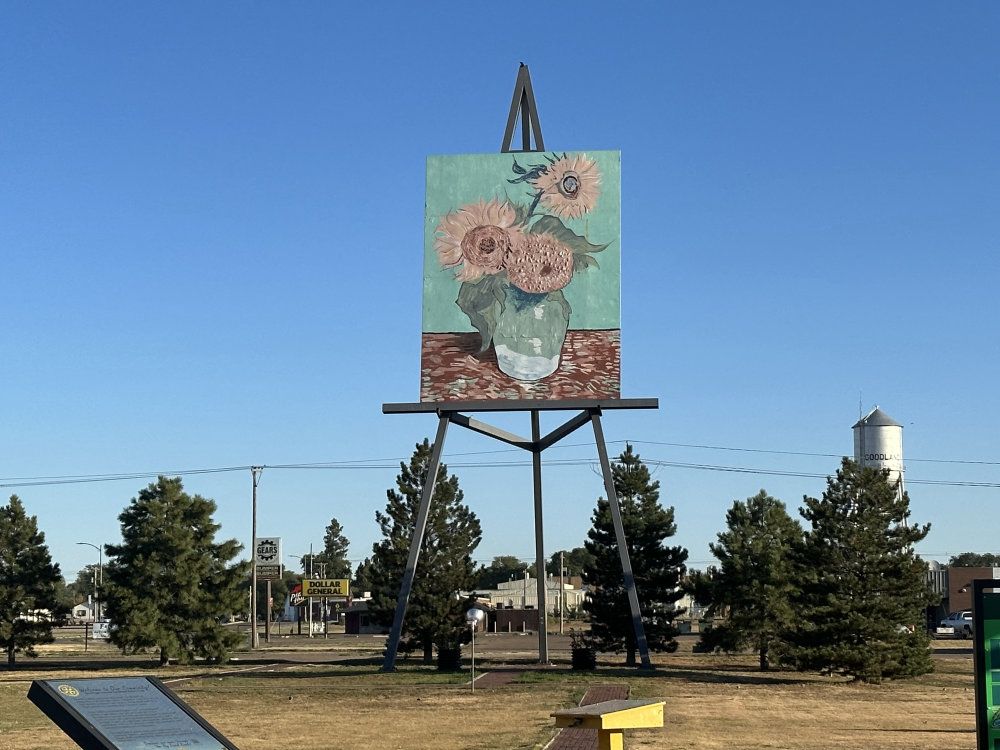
top-left (71, 602), bottom-right (95, 623)
top-left (344, 599), bottom-right (388, 635)
top-left (474, 574), bottom-right (586, 615)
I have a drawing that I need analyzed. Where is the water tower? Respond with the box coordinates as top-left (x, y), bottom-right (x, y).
top-left (852, 406), bottom-right (904, 499)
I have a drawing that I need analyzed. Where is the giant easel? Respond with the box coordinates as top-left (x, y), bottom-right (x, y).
top-left (380, 65), bottom-right (658, 671)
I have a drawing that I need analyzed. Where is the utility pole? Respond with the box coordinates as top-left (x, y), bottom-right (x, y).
top-left (560, 551), bottom-right (565, 635)
top-left (250, 466), bottom-right (263, 649)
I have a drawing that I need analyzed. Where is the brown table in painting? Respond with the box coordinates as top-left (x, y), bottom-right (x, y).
top-left (420, 330), bottom-right (621, 402)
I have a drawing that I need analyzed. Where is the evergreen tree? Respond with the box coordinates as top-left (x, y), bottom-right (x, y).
top-left (367, 439), bottom-right (482, 664)
top-left (294, 519), bottom-right (350, 585)
top-left (53, 576), bottom-right (75, 614)
top-left (103, 477), bottom-right (251, 665)
top-left (476, 556), bottom-right (533, 589)
top-left (692, 490), bottom-right (802, 670)
top-left (948, 552), bottom-right (1000, 567)
top-left (0, 495), bottom-right (68, 666)
top-left (353, 557), bottom-right (376, 596)
top-left (69, 565), bottom-right (101, 607)
top-left (583, 444), bottom-right (688, 666)
top-left (786, 458), bottom-right (936, 683)
top-left (319, 518), bottom-right (351, 580)
top-left (547, 547), bottom-right (594, 577)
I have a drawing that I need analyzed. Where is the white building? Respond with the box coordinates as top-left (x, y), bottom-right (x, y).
top-left (474, 574), bottom-right (586, 615)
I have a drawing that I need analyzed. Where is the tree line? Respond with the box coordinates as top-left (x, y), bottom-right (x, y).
top-left (690, 459), bottom-right (937, 683)
top-left (0, 442), bottom-right (953, 682)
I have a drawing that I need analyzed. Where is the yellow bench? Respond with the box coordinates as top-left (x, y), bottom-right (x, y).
top-left (552, 699), bottom-right (664, 750)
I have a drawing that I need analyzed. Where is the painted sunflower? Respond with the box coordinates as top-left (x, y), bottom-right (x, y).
top-left (532, 153), bottom-right (601, 220)
top-left (434, 197), bottom-right (523, 282)
top-left (507, 232), bottom-right (575, 294)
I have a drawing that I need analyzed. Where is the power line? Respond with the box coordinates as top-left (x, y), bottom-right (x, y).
top-left (3, 444), bottom-right (998, 490)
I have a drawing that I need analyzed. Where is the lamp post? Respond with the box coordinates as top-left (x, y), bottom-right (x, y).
top-left (466, 607), bottom-right (485, 692)
top-left (76, 542), bottom-right (103, 622)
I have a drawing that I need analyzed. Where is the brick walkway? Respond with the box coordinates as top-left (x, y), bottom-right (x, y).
top-left (545, 684), bottom-right (629, 750)
top-left (471, 668), bottom-right (525, 688)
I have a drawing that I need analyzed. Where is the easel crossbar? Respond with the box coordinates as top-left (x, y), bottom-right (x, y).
top-left (447, 408), bottom-right (606, 453)
top-left (379, 398), bottom-right (658, 672)
top-left (383, 398), bottom-right (658, 414)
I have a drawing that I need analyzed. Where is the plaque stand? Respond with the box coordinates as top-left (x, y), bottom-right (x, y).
top-left (379, 398), bottom-right (658, 671)
top-left (28, 676), bottom-right (239, 750)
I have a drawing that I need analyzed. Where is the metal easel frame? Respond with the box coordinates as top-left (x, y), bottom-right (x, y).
top-left (501, 63), bottom-right (544, 153)
top-left (379, 399), bottom-right (658, 671)
top-left (381, 67), bottom-right (656, 671)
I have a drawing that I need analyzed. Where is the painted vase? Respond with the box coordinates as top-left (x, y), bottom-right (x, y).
top-left (492, 286), bottom-right (570, 381)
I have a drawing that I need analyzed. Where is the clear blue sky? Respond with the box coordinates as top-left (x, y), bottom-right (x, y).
top-left (3, 2), bottom-right (998, 582)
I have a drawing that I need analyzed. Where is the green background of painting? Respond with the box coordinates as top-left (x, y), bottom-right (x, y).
top-left (422, 151), bottom-right (621, 333)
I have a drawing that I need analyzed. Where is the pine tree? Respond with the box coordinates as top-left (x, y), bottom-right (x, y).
top-left (367, 439), bottom-right (482, 665)
top-left (692, 490), bottom-right (802, 670)
top-left (583, 444), bottom-right (688, 666)
top-left (786, 458), bottom-right (936, 683)
top-left (295, 519), bottom-right (350, 582)
top-left (547, 547), bottom-right (594, 577)
top-left (476, 556), bottom-right (533, 590)
top-left (353, 557), bottom-right (376, 596)
top-left (948, 552), bottom-right (1000, 567)
top-left (0, 495), bottom-right (68, 667)
top-left (103, 477), bottom-right (251, 665)
top-left (319, 518), bottom-right (351, 580)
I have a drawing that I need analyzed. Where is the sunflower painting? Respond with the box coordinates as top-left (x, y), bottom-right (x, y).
top-left (421, 151), bottom-right (621, 402)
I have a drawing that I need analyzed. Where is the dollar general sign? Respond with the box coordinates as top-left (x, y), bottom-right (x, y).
top-left (302, 579), bottom-right (350, 598)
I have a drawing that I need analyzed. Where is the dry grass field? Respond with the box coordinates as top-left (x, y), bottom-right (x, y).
top-left (0, 638), bottom-right (978, 750)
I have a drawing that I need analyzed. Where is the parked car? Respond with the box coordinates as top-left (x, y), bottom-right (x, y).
top-left (940, 611), bottom-right (973, 637)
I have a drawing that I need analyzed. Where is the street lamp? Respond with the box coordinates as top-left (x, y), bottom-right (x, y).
top-left (76, 542), bottom-right (103, 622)
top-left (466, 607), bottom-right (485, 692)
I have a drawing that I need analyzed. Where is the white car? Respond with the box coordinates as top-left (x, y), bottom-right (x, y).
top-left (940, 611), bottom-right (973, 637)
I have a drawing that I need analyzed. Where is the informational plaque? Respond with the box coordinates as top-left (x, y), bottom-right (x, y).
top-left (28, 677), bottom-right (238, 750)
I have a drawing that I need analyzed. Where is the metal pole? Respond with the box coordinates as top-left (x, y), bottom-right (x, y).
top-left (560, 551), bottom-right (564, 635)
top-left (309, 544), bottom-right (314, 638)
top-left (250, 467), bottom-right (263, 650)
top-left (381, 414), bottom-right (450, 671)
top-left (531, 410), bottom-right (548, 662)
top-left (75, 542), bottom-right (103, 623)
top-left (314, 560), bottom-right (329, 639)
top-left (265, 580), bottom-right (271, 644)
top-left (470, 623), bottom-right (476, 693)
top-left (590, 410), bottom-right (652, 670)
top-left (97, 547), bottom-right (102, 623)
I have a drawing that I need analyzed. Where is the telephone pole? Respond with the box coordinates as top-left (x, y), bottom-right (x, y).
top-left (250, 466), bottom-right (264, 649)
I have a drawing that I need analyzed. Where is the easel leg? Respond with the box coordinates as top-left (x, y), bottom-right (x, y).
top-left (380, 414), bottom-right (450, 671)
top-left (531, 410), bottom-right (548, 662)
top-left (591, 410), bottom-right (653, 670)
